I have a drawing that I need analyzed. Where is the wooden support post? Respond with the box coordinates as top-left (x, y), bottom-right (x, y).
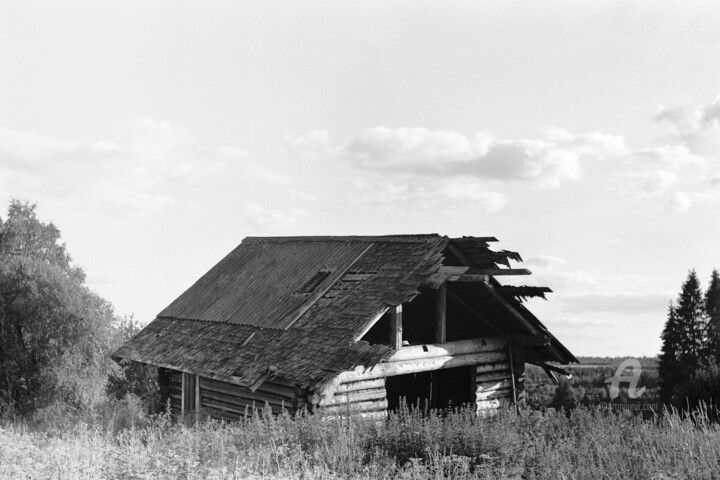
top-left (390, 305), bottom-right (403, 350)
top-left (435, 284), bottom-right (447, 344)
top-left (181, 372), bottom-right (186, 416)
top-left (507, 340), bottom-right (519, 414)
top-left (195, 375), bottom-right (201, 413)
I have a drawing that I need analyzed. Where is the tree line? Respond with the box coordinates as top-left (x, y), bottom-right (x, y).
top-left (0, 200), bottom-right (156, 417)
top-left (659, 269), bottom-right (720, 413)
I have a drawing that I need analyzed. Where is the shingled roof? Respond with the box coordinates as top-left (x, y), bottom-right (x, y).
top-left (113, 234), bottom-right (575, 390)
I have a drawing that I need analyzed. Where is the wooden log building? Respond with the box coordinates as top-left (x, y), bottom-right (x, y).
top-left (113, 235), bottom-right (576, 420)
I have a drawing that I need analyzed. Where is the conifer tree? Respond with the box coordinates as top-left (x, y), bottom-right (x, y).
top-left (659, 303), bottom-right (684, 404)
top-left (706, 269), bottom-right (720, 365)
top-left (674, 270), bottom-right (707, 373)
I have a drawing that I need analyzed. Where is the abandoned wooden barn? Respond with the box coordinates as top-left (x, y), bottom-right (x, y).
top-left (113, 235), bottom-right (576, 420)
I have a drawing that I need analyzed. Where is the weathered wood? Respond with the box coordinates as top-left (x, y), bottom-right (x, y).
top-left (322, 398), bottom-right (389, 414)
top-left (323, 388), bottom-right (387, 406)
top-left (448, 274), bottom-right (490, 282)
top-left (475, 360), bottom-right (512, 374)
top-left (387, 338), bottom-right (507, 363)
top-left (201, 377), bottom-right (296, 403)
top-left (335, 379), bottom-right (386, 393)
top-left (473, 268), bottom-right (531, 276)
top-left (390, 305), bottom-right (403, 350)
top-left (481, 281), bottom-right (539, 335)
top-left (282, 242), bottom-right (375, 330)
top-left (475, 370), bottom-right (512, 384)
top-left (476, 398), bottom-right (511, 410)
top-left (435, 284), bottom-right (446, 343)
top-left (339, 350), bottom-right (508, 382)
top-left (201, 387), bottom-right (294, 410)
top-left (476, 378), bottom-right (514, 391)
top-left (476, 387), bottom-right (513, 400)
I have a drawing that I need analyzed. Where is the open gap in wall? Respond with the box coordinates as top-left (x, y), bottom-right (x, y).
top-left (385, 365), bottom-right (475, 412)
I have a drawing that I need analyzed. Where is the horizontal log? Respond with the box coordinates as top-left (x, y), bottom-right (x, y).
top-left (201, 377), bottom-right (297, 401)
top-left (338, 350), bottom-right (508, 382)
top-left (387, 338), bottom-right (507, 362)
top-left (322, 399), bottom-right (389, 414)
top-left (201, 388), bottom-right (298, 410)
top-left (476, 387), bottom-right (513, 401)
top-left (202, 406), bottom-right (242, 422)
top-left (476, 378), bottom-right (514, 391)
top-left (335, 379), bottom-right (386, 394)
top-left (200, 380), bottom-right (294, 405)
top-left (475, 361), bottom-right (512, 375)
top-left (476, 398), bottom-right (511, 410)
top-left (323, 388), bottom-right (387, 407)
top-left (202, 398), bottom-right (257, 416)
top-left (475, 371), bottom-right (512, 384)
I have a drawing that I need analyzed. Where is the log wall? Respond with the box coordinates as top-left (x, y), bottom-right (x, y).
top-left (474, 346), bottom-right (525, 412)
top-left (319, 377), bottom-right (388, 419)
top-left (166, 370), bottom-right (307, 421)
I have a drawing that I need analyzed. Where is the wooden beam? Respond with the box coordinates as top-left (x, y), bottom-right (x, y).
top-left (387, 337), bottom-right (507, 362)
top-left (480, 281), bottom-right (539, 334)
top-left (389, 305), bottom-right (403, 350)
top-left (472, 268), bottom-right (531, 276)
top-left (448, 274), bottom-right (490, 282)
top-left (435, 284), bottom-right (446, 343)
top-left (499, 286), bottom-right (553, 299)
top-left (338, 350), bottom-right (508, 382)
top-left (195, 374), bottom-right (201, 414)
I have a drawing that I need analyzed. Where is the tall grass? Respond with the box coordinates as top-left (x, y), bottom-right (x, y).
top-left (2, 403), bottom-right (719, 479)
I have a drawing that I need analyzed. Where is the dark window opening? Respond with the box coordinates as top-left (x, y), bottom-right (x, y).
top-left (361, 311), bottom-right (391, 345)
top-left (402, 287), bottom-right (437, 345)
top-left (386, 365), bottom-right (475, 411)
top-left (294, 270), bottom-right (331, 295)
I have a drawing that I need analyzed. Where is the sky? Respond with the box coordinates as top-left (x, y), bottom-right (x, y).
top-left (1, 1), bottom-right (720, 357)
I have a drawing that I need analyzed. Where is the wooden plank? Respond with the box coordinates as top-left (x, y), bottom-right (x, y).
top-left (324, 388), bottom-right (387, 406)
top-left (335, 379), bottom-right (386, 393)
top-left (448, 274), bottom-right (490, 282)
top-left (322, 398), bottom-right (389, 414)
top-left (475, 370), bottom-right (512, 384)
top-left (473, 268), bottom-right (531, 276)
top-left (387, 337), bottom-right (507, 362)
top-left (475, 361), bottom-right (511, 375)
top-left (390, 305), bottom-right (403, 350)
top-left (338, 350), bottom-right (508, 382)
top-left (476, 387), bottom-right (513, 401)
top-left (480, 281), bottom-right (539, 334)
top-left (435, 284), bottom-right (446, 344)
top-left (476, 378), bottom-right (514, 391)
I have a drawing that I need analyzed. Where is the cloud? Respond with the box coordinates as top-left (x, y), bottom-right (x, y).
top-left (353, 177), bottom-right (506, 213)
top-left (0, 121), bottom-right (292, 218)
top-left (340, 126), bottom-right (626, 189)
top-left (525, 255), bottom-right (568, 269)
top-left (669, 190), bottom-right (720, 213)
top-left (625, 170), bottom-right (679, 194)
top-left (562, 292), bottom-right (671, 315)
top-left (241, 203), bottom-right (308, 231)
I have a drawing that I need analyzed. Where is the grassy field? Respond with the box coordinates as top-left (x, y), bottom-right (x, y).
top-left (2, 400), bottom-right (719, 480)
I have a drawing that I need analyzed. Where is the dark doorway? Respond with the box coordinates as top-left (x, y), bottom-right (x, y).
top-left (386, 365), bottom-right (475, 411)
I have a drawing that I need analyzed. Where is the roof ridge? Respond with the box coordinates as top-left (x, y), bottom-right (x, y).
top-left (242, 234), bottom-right (441, 244)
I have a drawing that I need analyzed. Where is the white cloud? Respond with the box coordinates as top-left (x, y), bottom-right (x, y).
top-left (353, 177), bottom-right (506, 213)
top-left (625, 170), bottom-right (679, 194)
top-left (340, 126), bottom-right (626, 189)
top-left (0, 121), bottom-right (293, 218)
top-left (241, 203), bottom-right (307, 231)
top-left (562, 292), bottom-right (670, 315)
